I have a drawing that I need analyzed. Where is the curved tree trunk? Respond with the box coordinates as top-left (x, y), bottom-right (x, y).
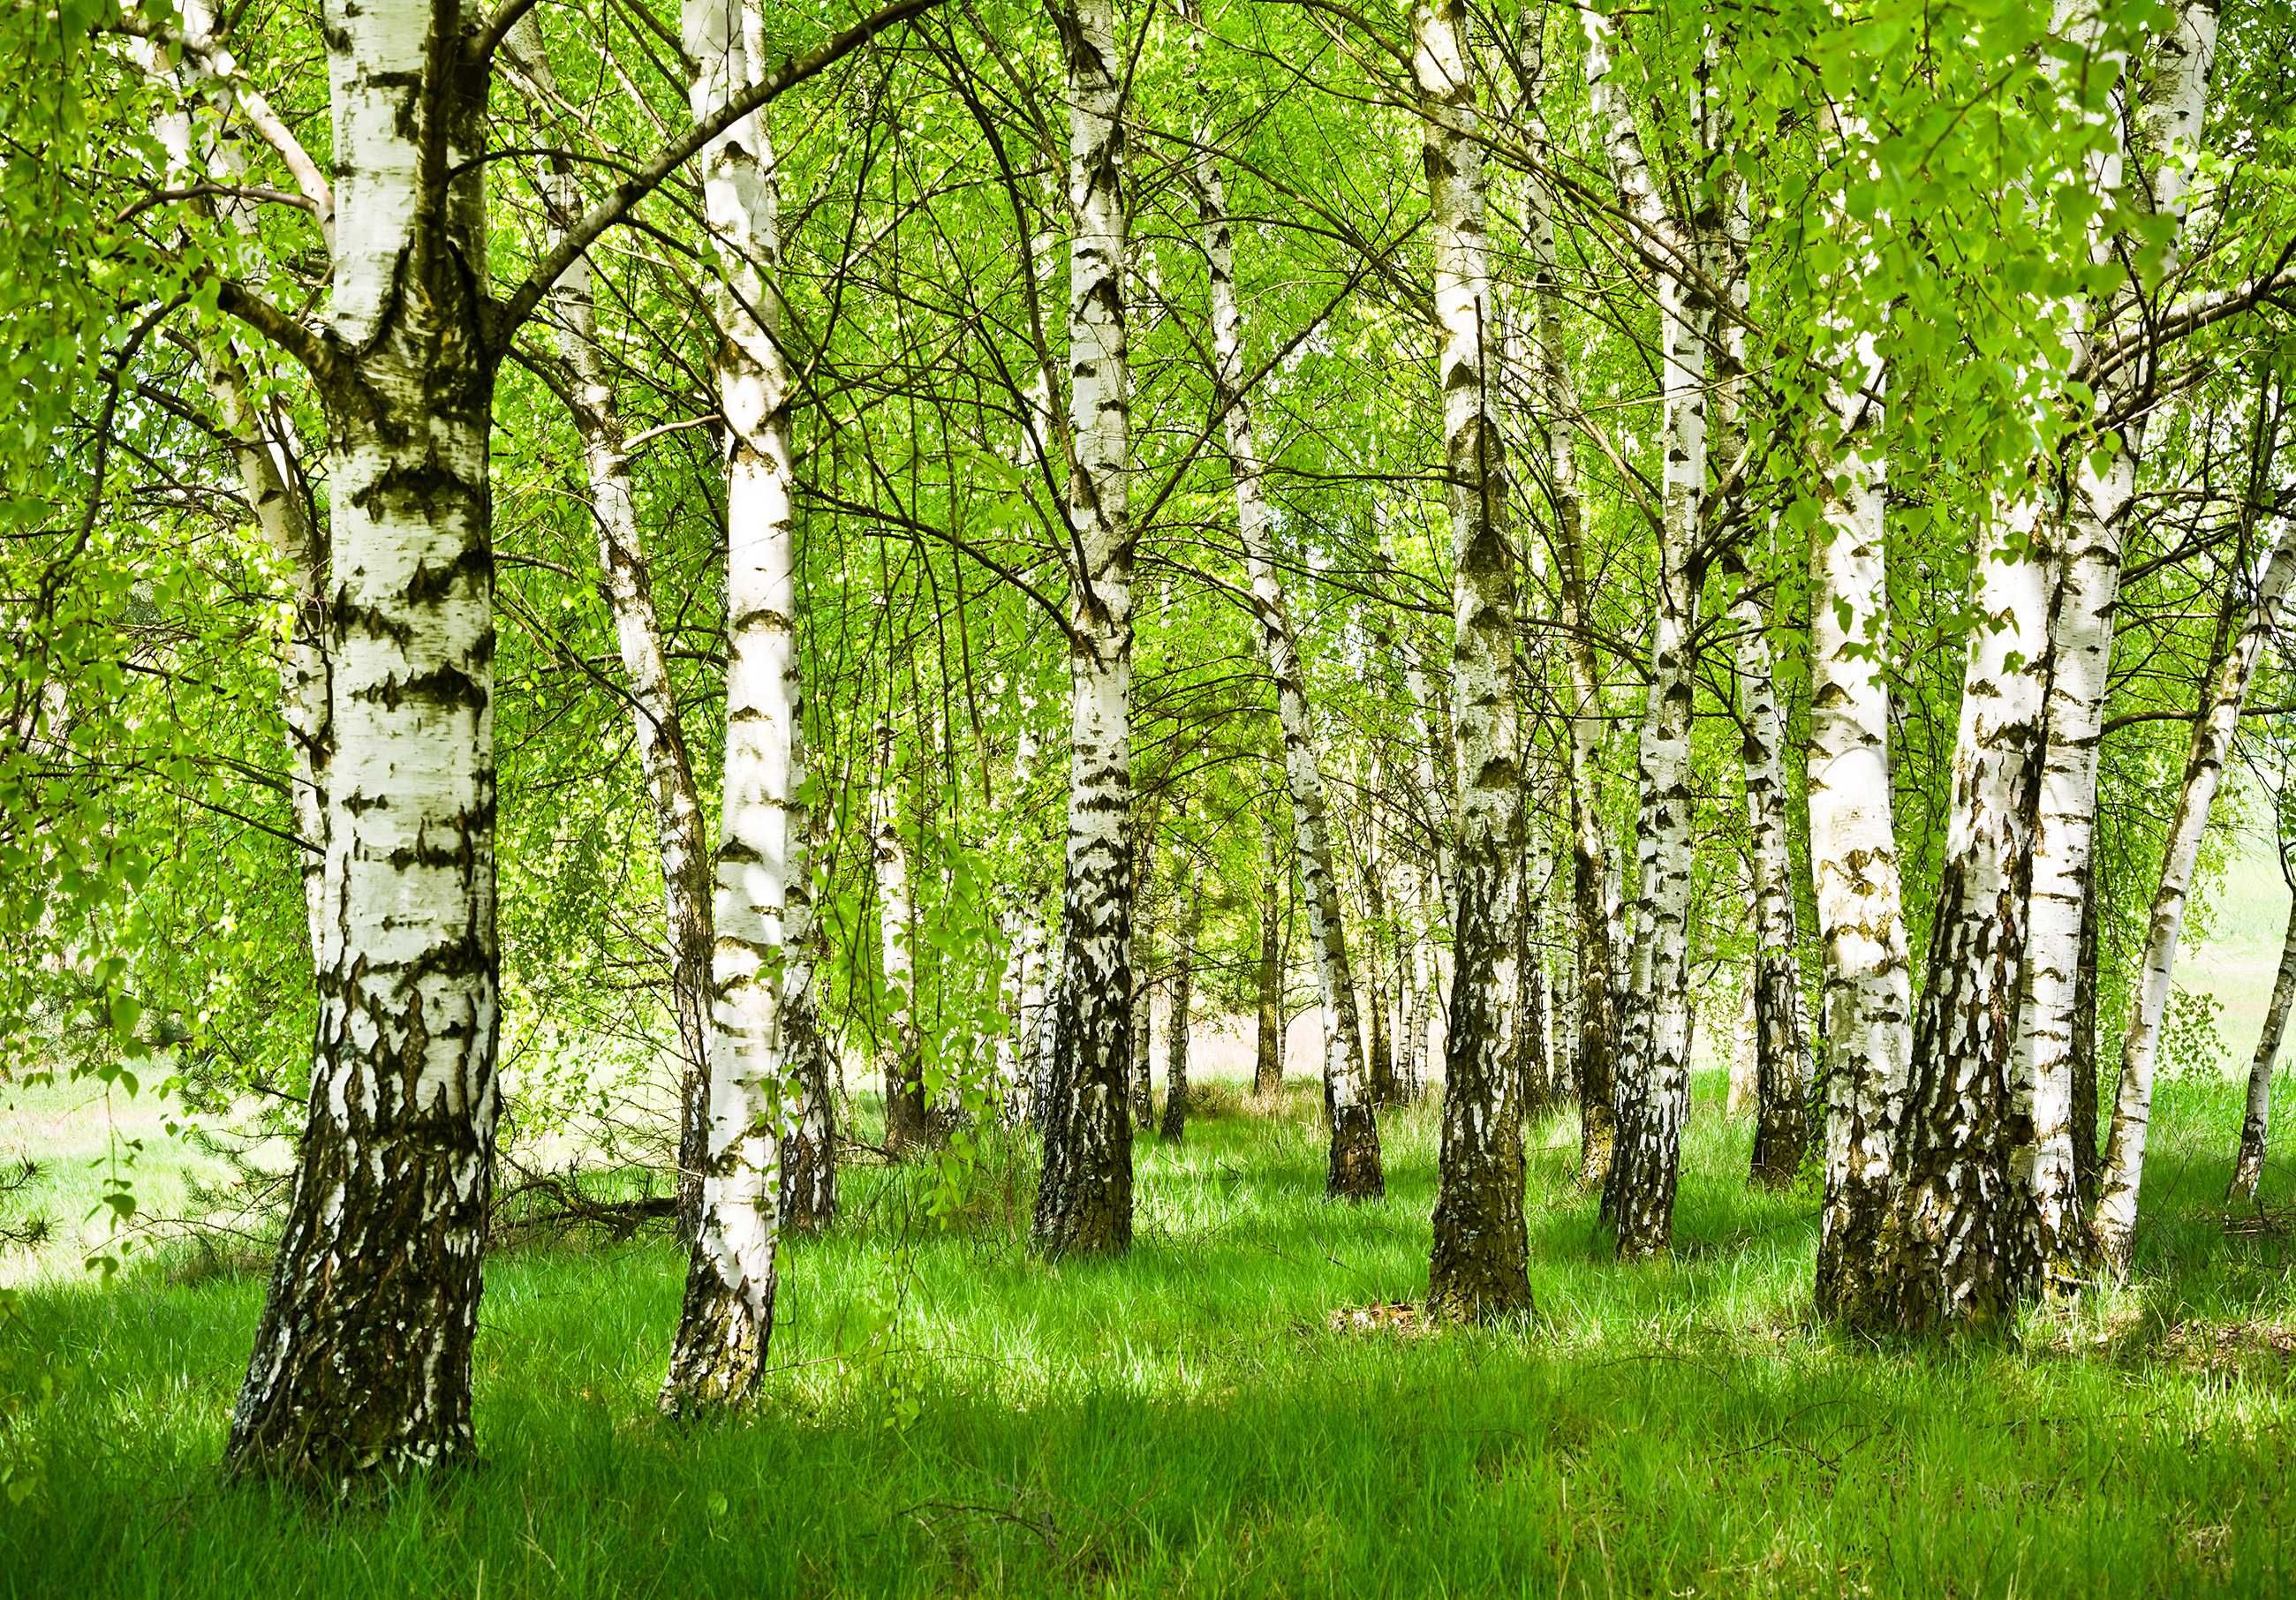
top-left (1031, 0), bottom-right (1136, 1257)
top-left (1182, 9), bottom-right (1380, 1191)
top-left (226, 0), bottom-right (499, 1477)
top-left (1416, 0), bottom-right (1530, 1322)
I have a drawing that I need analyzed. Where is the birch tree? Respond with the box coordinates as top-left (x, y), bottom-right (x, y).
top-left (1582, 6), bottom-right (1722, 1259)
top-left (1416, 0), bottom-right (1531, 1322)
top-left (1183, 0), bottom-right (1379, 1195)
top-left (1031, 0), bottom-right (1137, 1257)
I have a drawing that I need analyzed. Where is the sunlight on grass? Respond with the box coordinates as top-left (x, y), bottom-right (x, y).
top-left (5, 1070), bottom-right (2296, 1596)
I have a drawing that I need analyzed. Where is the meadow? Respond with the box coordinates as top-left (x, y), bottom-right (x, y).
top-left (6, 1060), bottom-right (2296, 1599)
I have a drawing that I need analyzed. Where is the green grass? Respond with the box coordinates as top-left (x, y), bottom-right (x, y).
top-left (7, 1071), bottom-right (2296, 1598)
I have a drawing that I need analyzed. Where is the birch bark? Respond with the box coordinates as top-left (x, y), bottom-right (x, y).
top-left (1032, 0), bottom-right (1137, 1257)
top-left (2232, 888), bottom-right (2296, 1204)
top-left (873, 721), bottom-right (933, 1156)
top-left (1582, 8), bottom-right (1713, 1258)
top-left (1416, 0), bottom-right (1530, 1321)
top-left (226, 0), bottom-right (499, 1476)
top-left (2014, 0), bottom-right (2222, 1287)
top-left (1160, 873), bottom-right (1198, 1143)
top-left (506, 19), bottom-right (717, 1238)
top-left (661, 0), bottom-right (810, 1410)
top-left (1803, 101), bottom-right (1912, 1325)
top-left (1728, 568), bottom-right (1813, 1186)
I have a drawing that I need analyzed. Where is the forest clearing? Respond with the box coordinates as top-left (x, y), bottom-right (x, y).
top-left (7, 0), bottom-right (2296, 1591)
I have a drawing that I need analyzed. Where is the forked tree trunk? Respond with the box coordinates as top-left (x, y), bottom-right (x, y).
top-left (2231, 890), bottom-right (2296, 1204)
top-left (2093, 518), bottom-right (2296, 1272)
top-left (1182, 11), bottom-right (1380, 1191)
top-left (661, 0), bottom-right (808, 1412)
top-left (1584, 9), bottom-right (1713, 1259)
top-left (1805, 106), bottom-right (1911, 1327)
top-left (507, 21), bottom-right (716, 1238)
top-left (226, 0), bottom-right (499, 1477)
top-left (1032, 0), bottom-right (1137, 1257)
top-left (1416, 0), bottom-right (1530, 1322)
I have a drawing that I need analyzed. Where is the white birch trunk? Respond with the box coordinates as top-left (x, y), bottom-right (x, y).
top-left (1183, 0), bottom-right (1379, 1193)
top-left (1416, 0), bottom-right (1530, 1320)
top-left (228, 0), bottom-right (499, 1476)
top-left (2232, 890), bottom-right (2296, 1204)
top-left (872, 721), bottom-right (932, 1155)
top-left (1032, 0), bottom-right (1137, 1256)
top-left (2092, 518), bottom-right (2296, 1272)
top-left (2014, 0), bottom-right (2223, 1288)
top-left (661, 0), bottom-right (806, 1411)
top-left (1583, 8), bottom-right (1710, 1258)
top-left (1805, 245), bottom-right (1911, 1323)
top-left (505, 19), bottom-right (719, 1238)
top-left (1731, 574), bottom-right (1813, 1185)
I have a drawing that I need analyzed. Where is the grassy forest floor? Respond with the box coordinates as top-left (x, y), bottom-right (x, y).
top-left (7, 1066), bottom-right (2296, 1598)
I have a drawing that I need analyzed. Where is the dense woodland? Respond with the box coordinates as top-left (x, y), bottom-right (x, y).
top-left (6, 0), bottom-right (2296, 1588)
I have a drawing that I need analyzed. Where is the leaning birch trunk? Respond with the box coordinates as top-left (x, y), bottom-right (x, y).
top-left (2013, 0), bottom-right (2223, 1289)
top-left (1584, 7), bottom-right (1711, 1259)
top-left (1804, 104), bottom-right (1912, 1326)
top-left (1729, 570), bottom-right (1813, 1186)
top-left (2231, 888), bottom-right (2296, 1204)
top-left (1182, 8), bottom-right (1379, 1191)
top-left (2093, 517), bottom-right (2296, 1272)
top-left (872, 721), bottom-right (933, 1157)
top-left (508, 20), bottom-right (717, 1238)
top-left (1160, 877), bottom-right (1199, 1143)
top-left (1416, 0), bottom-right (1531, 1321)
top-left (226, 0), bottom-right (499, 1477)
top-left (1031, 0), bottom-right (1136, 1257)
top-left (661, 0), bottom-right (803, 1412)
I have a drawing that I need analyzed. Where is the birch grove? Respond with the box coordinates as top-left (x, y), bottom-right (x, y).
top-left (25, 0), bottom-right (2296, 1497)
